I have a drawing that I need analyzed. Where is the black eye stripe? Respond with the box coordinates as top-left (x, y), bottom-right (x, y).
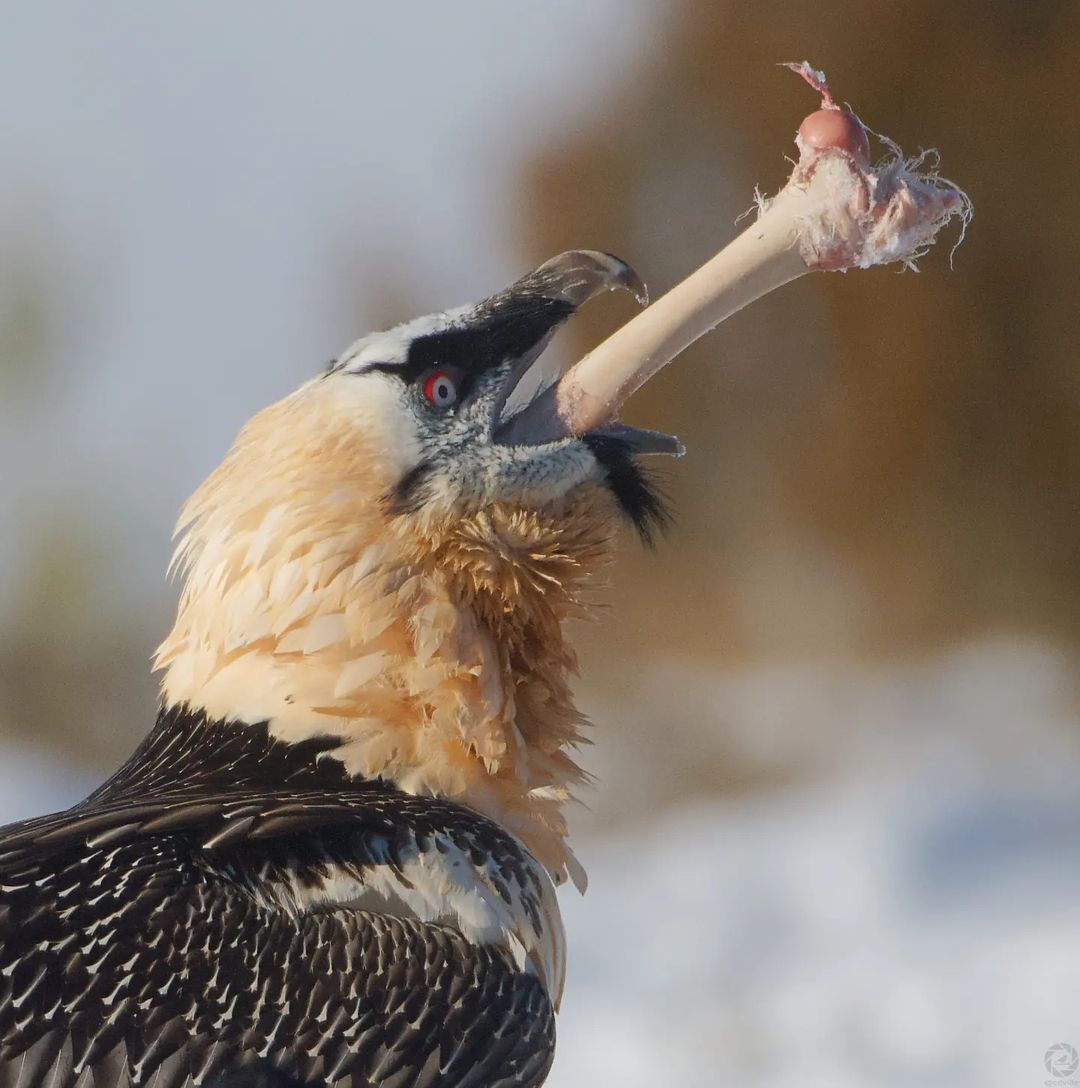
top-left (361, 361), bottom-right (413, 378)
top-left (406, 299), bottom-right (574, 382)
top-left (339, 293), bottom-right (576, 383)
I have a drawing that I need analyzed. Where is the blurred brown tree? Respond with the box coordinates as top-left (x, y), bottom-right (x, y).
top-left (523, 0), bottom-right (1080, 664)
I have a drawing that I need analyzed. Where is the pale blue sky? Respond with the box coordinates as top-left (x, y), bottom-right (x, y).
top-left (0, 2), bottom-right (660, 604)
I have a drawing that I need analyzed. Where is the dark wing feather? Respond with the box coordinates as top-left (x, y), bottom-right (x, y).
top-left (205, 1069), bottom-right (310, 1088)
top-left (0, 793), bottom-right (556, 1088)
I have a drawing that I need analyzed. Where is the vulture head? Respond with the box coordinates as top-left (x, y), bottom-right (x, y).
top-left (155, 252), bottom-right (680, 887)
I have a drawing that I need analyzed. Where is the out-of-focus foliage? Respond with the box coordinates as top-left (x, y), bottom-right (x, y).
top-left (524, 0), bottom-right (1080, 662)
top-left (0, 239), bottom-right (159, 767)
top-left (0, 249), bottom-right (51, 402)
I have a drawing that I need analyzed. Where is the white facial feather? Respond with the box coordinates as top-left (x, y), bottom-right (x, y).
top-left (335, 306), bottom-right (473, 373)
top-left (308, 368), bottom-right (423, 482)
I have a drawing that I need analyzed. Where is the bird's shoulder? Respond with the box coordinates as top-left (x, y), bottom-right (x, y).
top-left (0, 777), bottom-right (564, 999)
top-left (0, 781), bottom-right (562, 1086)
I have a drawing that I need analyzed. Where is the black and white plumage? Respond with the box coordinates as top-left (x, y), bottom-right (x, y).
top-left (0, 710), bottom-right (557, 1087)
top-left (0, 252), bottom-right (678, 1087)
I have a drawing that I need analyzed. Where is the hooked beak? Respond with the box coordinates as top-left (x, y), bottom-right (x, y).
top-left (491, 251), bottom-right (684, 457)
top-left (510, 249), bottom-right (648, 310)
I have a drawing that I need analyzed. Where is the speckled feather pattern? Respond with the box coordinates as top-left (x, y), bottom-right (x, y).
top-left (0, 711), bottom-right (557, 1087)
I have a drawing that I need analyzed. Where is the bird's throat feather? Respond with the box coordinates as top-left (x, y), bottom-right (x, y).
top-left (156, 387), bottom-right (618, 888)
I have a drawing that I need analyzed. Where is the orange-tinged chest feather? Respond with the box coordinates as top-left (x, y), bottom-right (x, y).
top-left (156, 390), bottom-right (618, 887)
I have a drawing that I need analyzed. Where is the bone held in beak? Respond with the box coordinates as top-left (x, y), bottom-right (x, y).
top-left (514, 61), bottom-right (971, 445)
top-left (552, 200), bottom-right (810, 438)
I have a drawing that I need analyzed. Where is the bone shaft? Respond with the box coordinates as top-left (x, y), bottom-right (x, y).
top-left (556, 189), bottom-right (810, 434)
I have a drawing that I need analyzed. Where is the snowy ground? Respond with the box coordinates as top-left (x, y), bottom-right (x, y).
top-left (556, 777), bottom-right (1080, 1087)
top-left (556, 640), bottom-right (1080, 1088)
top-left (2, 640), bottom-right (1079, 1088)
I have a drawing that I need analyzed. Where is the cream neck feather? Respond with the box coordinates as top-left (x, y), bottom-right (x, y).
top-left (155, 384), bottom-right (617, 888)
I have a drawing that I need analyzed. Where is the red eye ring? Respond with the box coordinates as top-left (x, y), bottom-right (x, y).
top-left (422, 368), bottom-right (459, 409)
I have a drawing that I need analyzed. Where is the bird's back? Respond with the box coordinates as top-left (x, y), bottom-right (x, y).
top-left (0, 712), bottom-right (558, 1088)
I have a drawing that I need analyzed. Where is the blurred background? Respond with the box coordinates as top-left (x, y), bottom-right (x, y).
top-left (1, 3), bottom-right (1078, 1085)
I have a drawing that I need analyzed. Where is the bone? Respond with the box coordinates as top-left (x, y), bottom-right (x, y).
top-left (509, 62), bottom-right (972, 445)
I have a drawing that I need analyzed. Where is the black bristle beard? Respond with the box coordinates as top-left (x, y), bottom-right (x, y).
top-left (386, 458), bottom-right (438, 515)
top-left (583, 433), bottom-right (670, 546)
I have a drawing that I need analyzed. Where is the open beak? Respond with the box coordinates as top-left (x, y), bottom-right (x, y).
top-left (491, 251), bottom-right (684, 457)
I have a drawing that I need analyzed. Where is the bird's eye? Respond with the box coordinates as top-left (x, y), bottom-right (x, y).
top-left (422, 368), bottom-right (459, 410)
